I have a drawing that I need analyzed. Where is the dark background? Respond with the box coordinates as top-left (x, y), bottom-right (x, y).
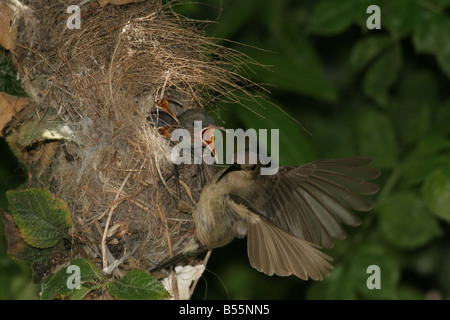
top-left (1, 0), bottom-right (450, 299)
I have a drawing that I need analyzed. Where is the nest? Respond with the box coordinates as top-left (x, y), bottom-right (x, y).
top-left (4, 0), bottom-right (256, 290)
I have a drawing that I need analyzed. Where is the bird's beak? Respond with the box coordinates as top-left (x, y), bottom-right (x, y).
top-left (201, 125), bottom-right (226, 162)
top-left (157, 99), bottom-right (179, 123)
top-left (157, 125), bottom-right (173, 139)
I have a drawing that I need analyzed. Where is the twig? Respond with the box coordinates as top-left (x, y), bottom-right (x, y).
top-left (178, 179), bottom-right (197, 206)
top-left (157, 201), bottom-right (173, 259)
top-left (157, 200), bottom-right (178, 299)
top-left (101, 171), bottom-right (132, 273)
top-left (189, 249), bottom-right (212, 298)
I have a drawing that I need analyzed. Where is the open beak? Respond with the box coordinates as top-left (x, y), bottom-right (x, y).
top-left (201, 125), bottom-right (226, 162)
top-left (157, 99), bottom-right (179, 123)
top-left (157, 125), bottom-right (173, 139)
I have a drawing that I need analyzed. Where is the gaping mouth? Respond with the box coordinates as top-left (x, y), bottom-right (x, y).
top-left (157, 99), bottom-right (179, 123)
top-left (201, 125), bottom-right (226, 160)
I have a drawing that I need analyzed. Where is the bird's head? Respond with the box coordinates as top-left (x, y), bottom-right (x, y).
top-left (178, 109), bottom-right (225, 160)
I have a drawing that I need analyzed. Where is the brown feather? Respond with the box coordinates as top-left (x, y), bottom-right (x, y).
top-left (234, 157), bottom-right (380, 248)
top-left (246, 215), bottom-right (333, 280)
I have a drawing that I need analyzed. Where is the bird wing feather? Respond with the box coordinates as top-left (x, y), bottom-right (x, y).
top-left (235, 201), bottom-right (333, 280)
top-left (239, 157), bottom-right (381, 248)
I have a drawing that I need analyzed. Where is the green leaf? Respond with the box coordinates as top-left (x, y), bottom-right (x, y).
top-left (206, 0), bottom-right (260, 40)
top-left (382, 0), bottom-right (420, 38)
top-left (356, 109), bottom-right (398, 169)
top-left (413, 11), bottom-right (449, 55)
top-left (349, 35), bottom-right (392, 73)
top-left (6, 188), bottom-right (72, 248)
top-left (41, 258), bottom-right (104, 300)
top-left (244, 34), bottom-right (337, 102)
top-left (363, 44), bottom-right (402, 107)
top-left (1, 209), bottom-right (53, 263)
top-left (107, 270), bottom-right (170, 300)
top-left (0, 53), bottom-right (26, 96)
top-left (308, 0), bottom-right (358, 36)
top-left (348, 244), bottom-right (400, 299)
top-left (436, 38), bottom-right (450, 79)
top-left (306, 265), bottom-right (357, 300)
top-left (396, 285), bottom-right (424, 300)
top-left (423, 165), bottom-right (450, 223)
top-left (416, 0), bottom-right (450, 11)
top-left (18, 115), bottom-right (75, 147)
top-left (412, 10), bottom-right (450, 78)
top-left (298, 106), bottom-right (359, 159)
top-left (379, 192), bottom-right (442, 250)
top-left (401, 132), bottom-right (450, 187)
top-left (214, 94), bottom-right (316, 166)
top-left (69, 285), bottom-right (95, 300)
top-left (390, 69), bottom-right (436, 146)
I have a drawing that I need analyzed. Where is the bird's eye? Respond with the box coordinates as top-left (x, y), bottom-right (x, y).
top-left (250, 164), bottom-right (257, 171)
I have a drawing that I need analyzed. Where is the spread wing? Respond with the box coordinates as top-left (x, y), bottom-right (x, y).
top-left (239, 157), bottom-right (381, 248)
top-left (246, 214), bottom-right (333, 280)
top-left (228, 199), bottom-right (333, 280)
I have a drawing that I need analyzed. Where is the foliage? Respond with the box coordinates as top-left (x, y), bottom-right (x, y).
top-left (1, 0), bottom-right (450, 299)
top-left (174, 0), bottom-right (450, 299)
top-left (41, 259), bottom-right (169, 300)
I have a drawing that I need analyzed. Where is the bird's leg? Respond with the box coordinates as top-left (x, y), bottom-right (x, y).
top-left (162, 164), bottom-right (183, 203)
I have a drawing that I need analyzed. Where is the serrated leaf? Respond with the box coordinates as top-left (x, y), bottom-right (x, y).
top-left (69, 285), bottom-right (94, 300)
top-left (107, 270), bottom-right (170, 300)
top-left (356, 109), bottom-right (398, 169)
top-left (379, 192), bottom-right (442, 250)
top-left (308, 0), bottom-right (358, 36)
top-left (349, 35), bottom-right (392, 73)
top-left (41, 258), bottom-right (104, 300)
top-left (18, 114), bottom-right (75, 147)
top-left (1, 209), bottom-right (53, 263)
top-left (423, 165), bottom-right (450, 223)
top-left (363, 44), bottom-right (402, 107)
top-left (6, 188), bottom-right (72, 248)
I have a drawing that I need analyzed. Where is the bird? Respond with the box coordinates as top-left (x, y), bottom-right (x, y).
top-left (148, 104), bottom-right (224, 205)
top-left (147, 99), bottom-right (179, 138)
top-left (148, 102), bottom-right (222, 157)
top-left (182, 153), bottom-right (381, 280)
top-left (177, 108), bottom-right (224, 161)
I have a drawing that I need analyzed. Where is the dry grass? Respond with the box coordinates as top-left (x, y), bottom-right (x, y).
top-left (6, 0), bottom-right (258, 283)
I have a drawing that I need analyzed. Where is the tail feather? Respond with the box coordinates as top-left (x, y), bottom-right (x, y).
top-left (246, 216), bottom-right (333, 280)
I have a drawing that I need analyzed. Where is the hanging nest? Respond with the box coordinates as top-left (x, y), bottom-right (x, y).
top-left (1, 0), bottom-right (256, 299)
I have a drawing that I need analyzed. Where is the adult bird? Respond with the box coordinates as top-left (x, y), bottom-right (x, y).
top-left (183, 154), bottom-right (381, 280)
